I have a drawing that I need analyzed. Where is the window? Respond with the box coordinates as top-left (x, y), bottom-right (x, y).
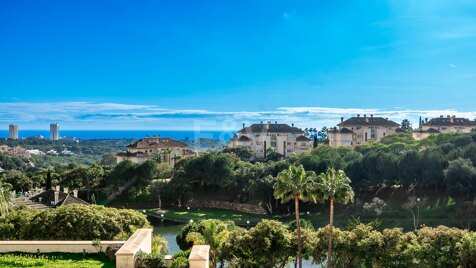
top-left (287, 142), bottom-right (292, 145)
top-left (287, 149), bottom-right (293, 152)
top-left (271, 142), bottom-right (277, 147)
top-left (301, 142), bottom-right (307, 146)
top-left (256, 142), bottom-right (262, 145)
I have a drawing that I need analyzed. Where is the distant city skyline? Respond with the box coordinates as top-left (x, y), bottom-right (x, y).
top-left (1, 1), bottom-right (476, 129)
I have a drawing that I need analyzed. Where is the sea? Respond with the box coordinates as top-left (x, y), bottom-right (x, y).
top-left (0, 130), bottom-right (235, 141)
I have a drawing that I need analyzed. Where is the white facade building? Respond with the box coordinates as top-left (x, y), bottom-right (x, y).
top-left (420, 115), bottom-right (476, 133)
top-left (229, 121), bottom-right (312, 158)
top-left (116, 136), bottom-right (197, 167)
top-left (328, 115), bottom-right (401, 147)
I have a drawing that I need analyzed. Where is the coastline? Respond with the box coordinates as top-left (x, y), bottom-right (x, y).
top-left (0, 129), bottom-right (234, 141)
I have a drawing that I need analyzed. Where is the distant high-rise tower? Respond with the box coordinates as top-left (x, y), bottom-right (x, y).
top-left (8, 124), bottom-right (19, 140)
top-left (50, 123), bottom-right (60, 140)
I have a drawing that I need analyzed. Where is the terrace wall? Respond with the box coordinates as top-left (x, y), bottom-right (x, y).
top-left (115, 228), bottom-right (152, 268)
top-left (0, 241), bottom-right (124, 253)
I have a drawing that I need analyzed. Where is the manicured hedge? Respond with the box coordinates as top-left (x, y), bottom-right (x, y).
top-left (309, 224), bottom-right (476, 267)
top-left (0, 204), bottom-right (149, 240)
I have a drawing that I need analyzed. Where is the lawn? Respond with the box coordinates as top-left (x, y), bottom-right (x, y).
top-left (148, 207), bottom-right (334, 227)
top-left (146, 192), bottom-right (466, 231)
top-left (148, 207), bottom-right (278, 226)
top-left (0, 253), bottom-right (115, 268)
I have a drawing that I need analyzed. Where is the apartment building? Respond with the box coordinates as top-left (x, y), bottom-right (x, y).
top-left (412, 115), bottom-right (476, 140)
top-left (50, 123), bottom-right (60, 140)
top-left (229, 121), bottom-right (312, 158)
top-left (8, 124), bottom-right (18, 140)
top-left (328, 114), bottom-right (401, 147)
top-left (116, 136), bottom-right (197, 167)
top-left (420, 115), bottom-right (476, 133)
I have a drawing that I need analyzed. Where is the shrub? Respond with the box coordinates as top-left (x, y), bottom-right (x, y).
top-left (176, 222), bottom-right (202, 250)
top-left (413, 226), bottom-right (467, 267)
top-left (223, 220), bottom-right (294, 267)
top-left (171, 256), bottom-right (189, 268)
top-left (0, 205), bottom-right (149, 240)
top-left (152, 234), bottom-right (169, 255)
top-left (171, 250), bottom-right (191, 268)
top-left (457, 232), bottom-right (476, 268)
top-left (308, 224), bottom-right (473, 268)
top-left (136, 251), bottom-right (165, 268)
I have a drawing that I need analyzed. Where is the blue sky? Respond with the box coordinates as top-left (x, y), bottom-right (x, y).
top-left (1, 0), bottom-right (476, 130)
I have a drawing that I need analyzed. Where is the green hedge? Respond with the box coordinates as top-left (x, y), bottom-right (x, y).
top-left (309, 224), bottom-right (476, 267)
top-left (0, 205), bottom-right (149, 240)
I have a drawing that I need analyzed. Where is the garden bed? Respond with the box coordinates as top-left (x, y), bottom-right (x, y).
top-left (0, 252), bottom-right (115, 268)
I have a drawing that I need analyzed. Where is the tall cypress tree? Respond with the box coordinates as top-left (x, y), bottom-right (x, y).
top-left (46, 170), bottom-right (52, 190)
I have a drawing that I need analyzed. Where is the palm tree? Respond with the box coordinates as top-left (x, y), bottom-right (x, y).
top-left (401, 119), bottom-right (412, 132)
top-left (316, 168), bottom-right (354, 268)
top-left (162, 148), bottom-right (173, 165)
top-left (274, 165), bottom-right (318, 268)
top-left (186, 219), bottom-right (232, 268)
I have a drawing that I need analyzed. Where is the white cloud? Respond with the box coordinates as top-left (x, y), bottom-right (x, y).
top-left (1, 102), bottom-right (475, 130)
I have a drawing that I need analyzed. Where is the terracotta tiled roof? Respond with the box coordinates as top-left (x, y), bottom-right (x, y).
top-left (238, 123), bottom-right (304, 134)
top-left (127, 137), bottom-right (187, 149)
top-left (414, 128), bottom-right (441, 134)
top-left (116, 151), bottom-right (148, 157)
top-left (296, 135), bottom-right (311, 141)
top-left (182, 149), bottom-right (198, 156)
top-left (338, 117), bottom-right (400, 127)
top-left (422, 117), bottom-right (476, 127)
top-left (329, 127), bottom-right (354, 134)
top-left (238, 135), bottom-right (251, 141)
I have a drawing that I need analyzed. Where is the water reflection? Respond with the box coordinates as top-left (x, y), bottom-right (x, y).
top-left (151, 219), bottom-right (318, 267)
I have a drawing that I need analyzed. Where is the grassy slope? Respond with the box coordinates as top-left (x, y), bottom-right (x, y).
top-left (0, 253), bottom-right (115, 268)
top-left (147, 189), bottom-right (468, 231)
top-left (148, 207), bottom-right (284, 226)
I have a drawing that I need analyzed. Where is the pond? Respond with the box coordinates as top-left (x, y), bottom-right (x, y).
top-left (151, 219), bottom-right (319, 267)
top-left (153, 223), bottom-right (184, 253)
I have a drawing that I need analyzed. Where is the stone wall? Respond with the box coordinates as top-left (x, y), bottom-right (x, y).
top-left (189, 245), bottom-right (210, 268)
top-left (115, 228), bottom-right (152, 268)
top-left (186, 200), bottom-right (266, 214)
